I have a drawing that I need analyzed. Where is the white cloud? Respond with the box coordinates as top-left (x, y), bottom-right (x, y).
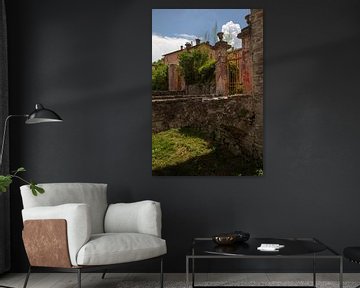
top-left (152, 33), bottom-right (199, 62)
top-left (221, 21), bottom-right (242, 48)
top-left (174, 33), bottom-right (199, 40)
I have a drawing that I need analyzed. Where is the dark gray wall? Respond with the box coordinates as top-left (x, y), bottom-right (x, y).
top-left (5, 0), bottom-right (360, 273)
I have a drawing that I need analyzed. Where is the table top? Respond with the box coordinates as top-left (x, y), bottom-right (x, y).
top-left (190, 237), bottom-right (340, 258)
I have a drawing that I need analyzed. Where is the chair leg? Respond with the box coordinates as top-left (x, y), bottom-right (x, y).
top-left (101, 270), bottom-right (107, 279)
top-left (77, 269), bottom-right (81, 288)
top-left (23, 266), bottom-right (31, 288)
top-left (160, 257), bottom-right (164, 288)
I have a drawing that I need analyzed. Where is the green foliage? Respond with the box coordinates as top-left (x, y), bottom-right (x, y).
top-left (0, 167), bottom-right (44, 196)
top-left (198, 59), bottom-right (216, 83)
top-left (152, 60), bottom-right (168, 91)
top-left (0, 175), bottom-right (12, 192)
top-left (178, 51), bottom-right (198, 85)
top-left (15, 167), bottom-right (26, 173)
top-left (178, 50), bottom-right (214, 85)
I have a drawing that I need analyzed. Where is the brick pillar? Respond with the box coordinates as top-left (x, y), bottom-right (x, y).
top-left (250, 9), bottom-right (264, 160)
top-left (214, 32), bottom-right (231, 95)
top-left (168, 64), bottom-right (177, 91)
top-left (237, 20), bottom-right (252, 94)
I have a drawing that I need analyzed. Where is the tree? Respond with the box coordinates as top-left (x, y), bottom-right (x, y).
top-left (178, 49), bottom-right (214, 85)
top-left (152, 60), bottom-right (168, 91)
top-left (198, 59), bottom-right (216, 84)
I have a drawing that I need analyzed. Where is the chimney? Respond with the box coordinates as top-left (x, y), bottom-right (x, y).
top-left (217, 32), bottom-right (224, 41)
top-left (195, 38), bottom-right (200, 45)
top-left (245, 14), bottom-right (250, 25)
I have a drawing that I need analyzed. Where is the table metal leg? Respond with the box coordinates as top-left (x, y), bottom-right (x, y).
top-left (192, 247), bottom-right (195, 288)
top-left (339, 257), bottom-right (343, 288)
top-left (192, 257), bottom-right (195, 288)
top-left (313, 254), bottom-right (316, 287)
top-left (186, 257), bottom-right (189, 288)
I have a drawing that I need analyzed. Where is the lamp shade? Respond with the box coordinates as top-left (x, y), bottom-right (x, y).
top-left (25, 104), bottom-right (63, 124)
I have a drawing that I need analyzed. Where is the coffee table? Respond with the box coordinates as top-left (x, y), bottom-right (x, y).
top-left (186, 237), bottom-right (343, 288)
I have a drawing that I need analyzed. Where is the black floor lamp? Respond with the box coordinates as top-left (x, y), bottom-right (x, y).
top-left (0, 103), bottom-right (63, 167)
top-left (0, 103), bottom-right (62, 288)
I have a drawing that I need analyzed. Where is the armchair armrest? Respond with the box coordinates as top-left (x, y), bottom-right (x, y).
top-left (104, 200), bottom-right (162, 237)
top-left (22, 203), bottom-right (91, 266)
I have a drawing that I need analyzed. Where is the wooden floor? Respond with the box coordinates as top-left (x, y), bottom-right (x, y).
top-left (0, 273), bottom-right (358, 288)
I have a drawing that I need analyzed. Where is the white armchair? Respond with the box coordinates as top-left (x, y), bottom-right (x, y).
top-left (20, 183), bottom-right (166, 288)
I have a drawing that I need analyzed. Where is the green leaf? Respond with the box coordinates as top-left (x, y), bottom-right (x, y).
top-left (16, 167), bottom-right (26, 173)
top-left (35, 185), bottom-right (45, 194)
top-left (0, 175), bottom-right (13, 192)
top-left (11, 167), bottom-right (26, 175)
top-left (30, 182), bottom-right (38, 196)
top-left (29, 181), bottom-right (45, 196)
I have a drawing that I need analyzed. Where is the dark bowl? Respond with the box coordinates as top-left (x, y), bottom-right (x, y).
top-left (233, 231), bottom-right (250, 242)
top-left (212, 234), bottom-right (237, 245)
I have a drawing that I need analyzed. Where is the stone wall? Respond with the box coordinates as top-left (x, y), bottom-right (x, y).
top-left (187, 82), bottom-right (215, 95)
top-left (250, 9), bottom-right (264, 160)
top-left (152, 95), bottom-right (258, 158)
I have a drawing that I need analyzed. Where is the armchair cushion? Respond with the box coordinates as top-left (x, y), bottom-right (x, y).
top-left (76, 233), bottom-right (167, 266)
top-left (22, 203), bottom-right (91, 266)
top-left (104, 200), bottom-right (162, 237)
top-left (21, 183), bottom-right (108, 234)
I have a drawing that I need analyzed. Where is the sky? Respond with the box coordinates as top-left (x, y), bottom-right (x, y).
top-left (152, 9), bottom-right (250, 62)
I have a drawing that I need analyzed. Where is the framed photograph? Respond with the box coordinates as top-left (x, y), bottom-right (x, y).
top-left (152, 9), bottom-right (263, 176)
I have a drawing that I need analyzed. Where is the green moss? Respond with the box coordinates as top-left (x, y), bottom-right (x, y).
top-left (152, 127), bottom-right (263, 176)
top-left (152, 128), bottom-right (214, 170)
